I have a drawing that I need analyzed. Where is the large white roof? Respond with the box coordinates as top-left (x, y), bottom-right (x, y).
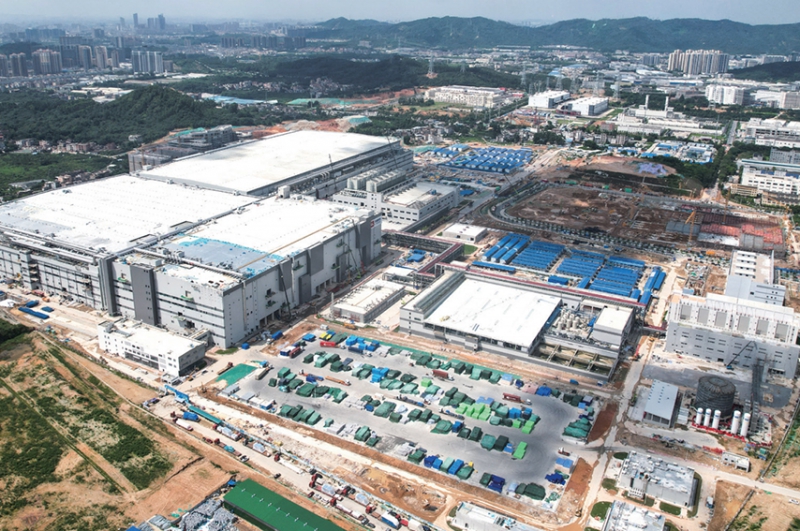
top-left (139, 131), bottom-right (393, 194)
top-left (0, 176), bottom-right (251, 253)
top-left (163, 197), bottom-right (373, 277)
top-left (425, 277), bottom-right (561, 347)
top-left (643, 380), bottom-right (680, 421)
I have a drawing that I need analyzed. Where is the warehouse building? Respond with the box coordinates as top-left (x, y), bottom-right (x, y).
top-left (331, 278), bottom-right (406, 323)
top-left (744, 118), bottom-right (800, 149)
top-left (97, 318), bottom-right (207, 377)
top-left (642, 380), bottom-right (681, 428)
top-left (528, 90), bottom-right (570, 109)
top-left (564, 97), bottom-right (609, 116)
top-left (138, 130), bottom-right (412, 197)
top-left (665, 292), bottom-right (800, 375)
top-left (225, 478), bottom-right (345, 531)
top-left (424, 85), bottom-right (506, 109)
top-left (0, 131), bottom-right (392, 347)
top-left (400, 269), bottom-right (635, 376)
top-left (619, 452), bottom-right (696, 508)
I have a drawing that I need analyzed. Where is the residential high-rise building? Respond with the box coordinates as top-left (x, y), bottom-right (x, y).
top-left (0, 55), bottom-right (9, 77)
top-left (668, 49), bottom-right (729, 75)
top-left (94, 46), bottom-right (108, 69)
top-left (157, 14), bottom-right (166, 31)
top-left (9, 53), bottom-right (28, 77)
top-left (93, 28), bottom-right (105, 39)
top-left (133, 13), bottom-right (139, 28)
top-left (119, 17), bottom-right (125, 27)
top-left (131, 50), bottom-right (164, 74)
top-left (109, 49), bottom-right (120, 69)
top-left (77, 45), bottom-right (93, 70)
top-left (31, 49), bottom-right (62, 75)
top-left (147, 18), bottom-right (156, 30)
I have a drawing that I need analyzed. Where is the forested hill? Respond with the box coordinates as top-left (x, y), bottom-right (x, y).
top-left (731, 61), bottom-right (800, 82)
top-left (0, 86), bottom-right (255, 146)
top-left (308, 16), bottom-right (800, 54)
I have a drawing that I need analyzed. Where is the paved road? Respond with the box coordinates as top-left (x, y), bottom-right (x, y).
top-left (726, 121), bottom-right (738, 146)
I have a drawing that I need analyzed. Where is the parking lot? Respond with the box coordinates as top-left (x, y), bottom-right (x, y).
top-left (228, 331), bottom-right (592, 493)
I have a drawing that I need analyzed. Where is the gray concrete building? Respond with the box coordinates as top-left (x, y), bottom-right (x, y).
top-left (619, 452), bottom-right (696, 508)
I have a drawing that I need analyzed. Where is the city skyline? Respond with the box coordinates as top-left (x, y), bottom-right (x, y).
top-left (1, 0), bottom-right (800, 26)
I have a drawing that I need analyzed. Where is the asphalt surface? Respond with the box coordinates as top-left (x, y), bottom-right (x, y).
top-left (232, 335), bottom-right (587, 486)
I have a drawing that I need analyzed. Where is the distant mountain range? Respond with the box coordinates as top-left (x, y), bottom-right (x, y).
top-left (307, 17), bottom-right (800, 54)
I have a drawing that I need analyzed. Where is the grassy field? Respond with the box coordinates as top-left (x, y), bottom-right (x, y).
top-left (0, 333), bottom-right (172, 530)
top-left (0, 152), bottom-right (111, 184)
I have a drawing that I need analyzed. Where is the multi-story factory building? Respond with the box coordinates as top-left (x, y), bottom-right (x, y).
top-left (0, 131), bottom-right (392, 347)
top-left (424, 85), bottom-right (506, 109)
top-left (665, 291), bottom-right (800, 376)
top-left (619, 452), bottom-right (696, 508)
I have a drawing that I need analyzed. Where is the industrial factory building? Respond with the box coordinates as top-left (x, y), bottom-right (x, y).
top-left (331, 175), bottom-right (458, 231)
top-left (423, 85), bottom-right (507, 109)
top-left (400, 269), bottom-right (637, 377)
top-left (0, 131), bottom-right (393, 347)
top-left (619, 452), bottom-right (696, 508)
top-left (740, 158), bottom-right (800, 197)
top-left (528, 90), bottom-right (571, 109)
top-left (138, 130), bottom-right (412, 197)
top-left (565, 97), bottom-right (609, 116)
top-left (642, 380), bottom-right (681, 428)
top-left (665, 291), bottom-right (800, 375)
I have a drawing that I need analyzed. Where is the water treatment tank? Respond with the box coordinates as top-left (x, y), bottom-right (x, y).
top-left (696, 376), bottom-right (736, 418)
top-left (730, 411), bottom-right (741, 434)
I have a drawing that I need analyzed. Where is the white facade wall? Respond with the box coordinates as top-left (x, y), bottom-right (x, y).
top-left (665, 294), bottom-right (800, 375)
top-left (97, 320), bottom-right (206, 377)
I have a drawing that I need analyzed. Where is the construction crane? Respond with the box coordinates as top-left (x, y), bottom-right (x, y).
top-left (686, 210), bottom-right (697, 244)
top-left (727, 341), bottom-right (755, 370)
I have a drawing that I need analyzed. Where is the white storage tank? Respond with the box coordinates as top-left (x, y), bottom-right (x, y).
top-left (730, 411), bottom-right (741, 434)
top-left (695, 408), bottom-right (704, 425)
top-left (740, 412), bottom-right (751, 437)
top-left (712, 410), bottom-right (721, 430)
top-left (703, 408), bottom-right (712, 427)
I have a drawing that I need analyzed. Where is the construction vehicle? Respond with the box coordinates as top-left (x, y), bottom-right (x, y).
top-left (217, 362), bottom-right (234, 375)
top-left (342, 322), bottom-right (357, 331)
top-left (326, 376), bottom-right (351, 386)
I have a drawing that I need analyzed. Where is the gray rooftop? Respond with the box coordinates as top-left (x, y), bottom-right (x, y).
top-left (643, 380), bottom-right (680, 421)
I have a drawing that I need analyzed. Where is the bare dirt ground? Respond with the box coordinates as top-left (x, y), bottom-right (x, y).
top-left (506, 186), bottom-right (688, 246)
top-left (589, 403), bottom-right (618, 443)
top-left (708, 481), bottom-right (752, 531)
top-left (555, 458), bottom-right (594, 523)
top-left (733, 489), bottom-right (800, 531)
top-left (580, 157), bottom-right (678, 178)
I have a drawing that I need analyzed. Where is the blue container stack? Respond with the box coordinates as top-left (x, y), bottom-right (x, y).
top-left (512, 240), bottom-right (565, 271)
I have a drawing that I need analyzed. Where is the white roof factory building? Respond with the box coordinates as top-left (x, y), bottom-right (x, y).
top-left (138, 130), bottom-right (412, 197)
top-left (400, 268), bottom-right (639, 378)
top-left (0, 131), bottom-right (393, 347)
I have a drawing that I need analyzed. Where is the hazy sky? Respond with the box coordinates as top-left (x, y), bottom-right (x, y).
top-left (2, 0), bottom-right (799, 25)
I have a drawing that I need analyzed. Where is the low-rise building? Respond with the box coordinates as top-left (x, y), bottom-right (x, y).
top-left (331, 278), bottom-right (406, 323)
top-left (442, 223), bottom-right (487, 243)
top-left (424, 85), bottom-right (506, 109)
top-left (97, 319), bottom-right (207, 377)
top-left (744, 118), bottom-right (800, 148)
top-left (602, 501), bottom-right (665, 531)
top-left (528, 90), bottom-right (570, 109)
top-left (642, 380), bottom-right (681, 428)
top-left (565, 97), bottom-right (609, 116)
top-left (619, 452), bottom-right (696, 507)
